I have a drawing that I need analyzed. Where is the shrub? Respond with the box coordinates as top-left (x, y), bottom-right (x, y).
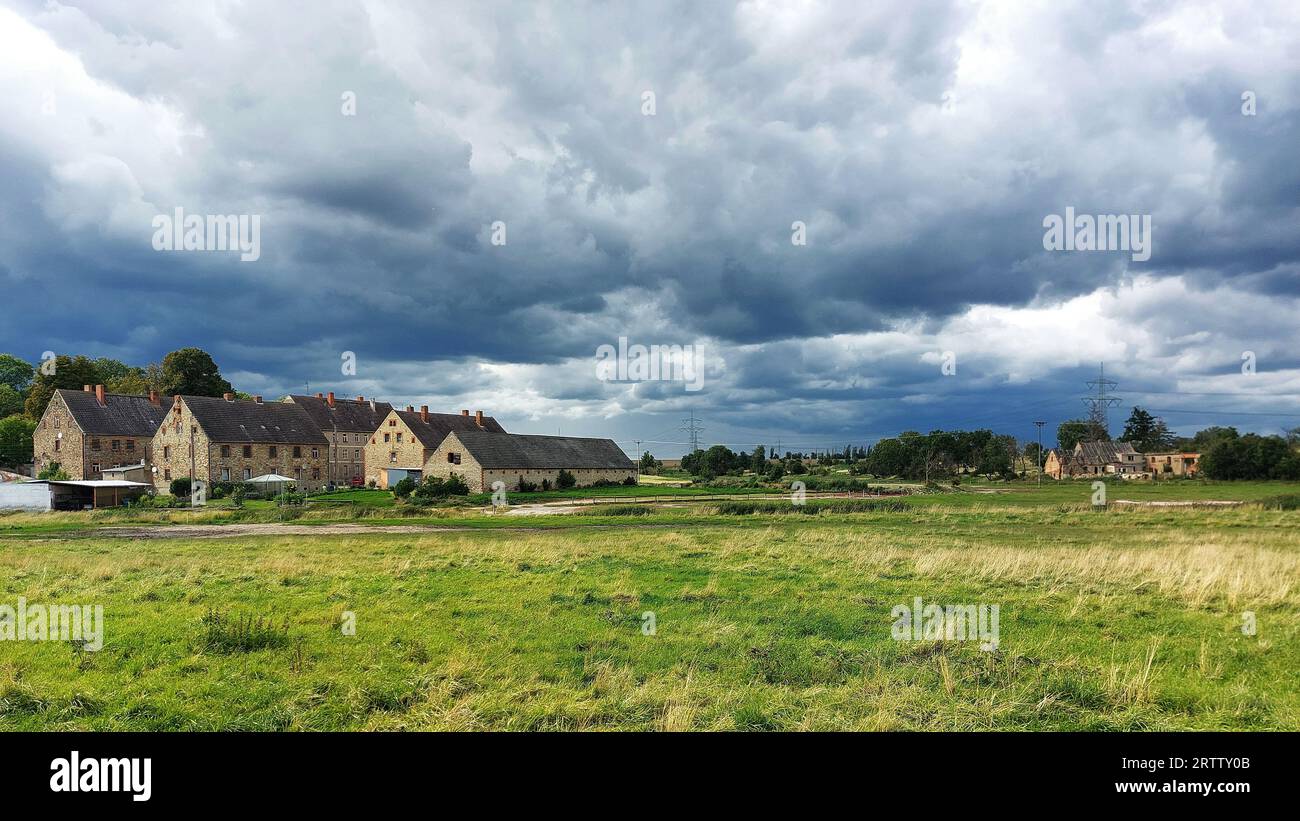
top-left (169, 477), bottom-right (192, 497)
top-left (392, 477), bottom-right (416, 499)
top-left (274, 490), bottom-right (306, 507)
top-left (230, 484), bottom-right (247, 508)
top-left (540, 478), bottom-right (552, 491)
top-left (37, 461), bottom-right (69, 480)
top-left (622, 476), bottom-right (637, 486)
top-left (556, 470), bottom-right (576, 489)
top-left (409, 474), bottom-right (471, 503)
top-left (517, 477), bottom-right (538, 493)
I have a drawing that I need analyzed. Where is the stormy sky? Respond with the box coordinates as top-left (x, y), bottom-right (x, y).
top-left (2, 0), bottom-right (1298, 456)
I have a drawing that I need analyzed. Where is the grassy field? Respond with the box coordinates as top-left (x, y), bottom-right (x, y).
top-left (0, 480), bottom-right (1297, 730)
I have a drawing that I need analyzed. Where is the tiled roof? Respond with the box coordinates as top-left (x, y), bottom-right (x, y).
top-left (182, 395), bottom-right (328, 444)
top-left (396, 410), bottom-right (506, 448)
top-left (1075, 440), bottom-right (1137, 465)
top-left (56, 389), bottom-right (170, 436)
top-left (287, 395), bottom-right (393, 435)
top-left (450, 430), bottom-right (634, 470)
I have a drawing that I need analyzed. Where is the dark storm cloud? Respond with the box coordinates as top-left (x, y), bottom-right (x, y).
top-left (2, 0), bottom-right (1298, 454)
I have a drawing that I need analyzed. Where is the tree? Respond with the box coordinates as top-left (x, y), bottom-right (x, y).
top-left (1056, 420), bottom-right (1092, 453)
top-left (160, 348), bottom-right (233, 397)
top-left (977, 439), bottom-right (1014, 478)
top-left (1200, 432), bottom-right (1300, 480)
top-left (0, 415), bottom-right (36, 469)
top-left (23, 355), bottom-right (103, 420)
top-left (392, 476), bottom-right (416, 499)
top-left (1119, 406), bottom-right (1176, 453)
top-left (751, 445), bottom-right (766, 473)
top-left (556, 469), bottom-right (576, 489)
top-left (639, 451), bottom-right (660, 474)
top-left (0, 354), bottom-right (34, 392)
top-left (0, 384), bottom-right (24, 418)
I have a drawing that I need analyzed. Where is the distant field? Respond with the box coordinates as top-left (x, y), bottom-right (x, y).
top-left (0, 481), bottom-right (1296, 730)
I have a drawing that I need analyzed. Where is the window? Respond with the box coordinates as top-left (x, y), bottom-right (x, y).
top-left (396, 433), bottom-right (403, 442)
top-left (390, 452), bottom-right (397, 463)
top-left (164, 469), bottom-right (172, 480)
top-left (269, 446), bottom-right (278, 458)
top-left (312, 469), bottom-right (320, 480)
top-left (354, 449), bottom-right (360, 459)
top-left (54, 418), bottom-right (60, 428)
top-left (295, 468), bottom-right (302, 479)
top-left (243, 445), bottom-right (252, 458)
top-left (112, 440), bottom-right (120, 452)
top-left (447, 452), bottom-right (461, 465)
top-left (388, 419), bottom-right (396, 426)
top-left (126, 440), bottom-right (135, 452)
top-left (243, 468), bottom-right (251, 480)
top-left (92, 463), bottom-right (100, 474)
top-left (311, 448), bottom-right (319, 458)
top-left (221, 445), bottom-right (231, 457)
top-left (163, 445), bottom-right (171, 459)
top-left (221, 468), bottom-right (230, 481)
top-left (91, 438), bottom-right (101, 450)
top-left (383, 433), bottom-right (390, 443)
top-left (55, 438), bottom-right (60, 452)
top-left (293, 446), bottom-right (301, 458)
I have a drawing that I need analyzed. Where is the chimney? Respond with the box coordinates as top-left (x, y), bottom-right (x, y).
top-left (83, 384), bottom-right (92, 392)
top-left (356, 396), bottom-right (364, 402)
top-left (254, 395), bottom-right (262, 404)
top-left (461, 409), bottom-right (469, 417)
top-left (405, 405), bottom-right (414, 413)
top-left (327, 391), bottom-right (335, 408)
top-left (316, 392), bottom-right (323, 399)
top-left (369, 399), bottom-right (376, 411)
top-left (148, 390), bottom-right (160, 407)
top-left (223, 393), bottom-right (234, 401)
top-left (94, 384), bottom-right (106, 407)
top-left (420, 405), bottom-right (429, 423)
top-left (475, 410), bottom-right (484, 427)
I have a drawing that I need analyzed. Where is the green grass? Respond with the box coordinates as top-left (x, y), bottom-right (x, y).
top-left (0, 488), bottom-right (1296, 730)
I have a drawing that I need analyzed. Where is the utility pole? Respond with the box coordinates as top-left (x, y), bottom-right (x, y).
top-left (1083, 362), bottom-right (1120, 441)
top-left (1034, 420), bottom-right (1045, 487)
top-left (680, 412), bottom-right (704, 454)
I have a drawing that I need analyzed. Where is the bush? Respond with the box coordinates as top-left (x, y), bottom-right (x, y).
top-left (37, 461), bottom-right (69, 480)
top-left (230, 484), bottom-right (247, 508)
top-left (516, 477), bottom-right (538, 493)
top-left (622, 476), bottom-right (637, 486)
top-left (274, 490), bottom-right (306, 507)
top-left (392, 477), bottom-right (416, 499)
top-left (169, 477), bottom-right (192, 497)
top-left (409, 474), bottom-right (471, 503)
top-left (541, 478), bottom-right (552, 491)
top-left (556, 470), bottom-right (576, 489)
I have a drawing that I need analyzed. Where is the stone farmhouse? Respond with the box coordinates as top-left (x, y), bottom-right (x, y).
top-left (32, 385), bottom-right (169, 480)
top-left (151, 394), bottom-right (331, 492)
top-left (1044, 440), bottom-right (1184, 479)
top-left (427, 429), bottom-right (636, 492)
top-left (286, 392), bottom-right (392, 486)
top-left (365, 406), bottom-right (505, 488)
top-left (1144, 451), bottom-right (1201, 477)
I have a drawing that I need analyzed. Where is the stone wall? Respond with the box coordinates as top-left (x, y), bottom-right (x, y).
top-left (364, 411), bottom-right (432, 487)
